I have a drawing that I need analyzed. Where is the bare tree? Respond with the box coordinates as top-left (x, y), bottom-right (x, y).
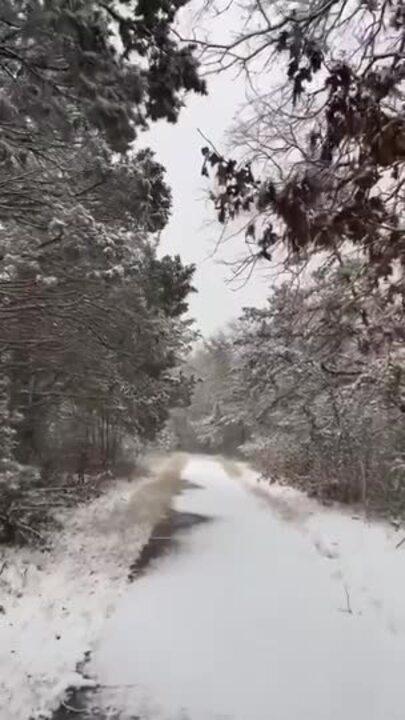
top-left (187, 0), bottom-right (404, 312)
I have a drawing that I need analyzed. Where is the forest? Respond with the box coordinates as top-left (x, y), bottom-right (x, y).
top-left (0, 0), bottom-right (404, 545)
top-left (170, 0), bottom-right (405, 516)
top-left (0, 0), bottom-right (204, 543)
top-left (1, 4), bottom-right (404, 719)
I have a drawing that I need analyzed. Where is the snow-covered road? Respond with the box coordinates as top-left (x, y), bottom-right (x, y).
top-left (88, 456), bottom-right (405, 720)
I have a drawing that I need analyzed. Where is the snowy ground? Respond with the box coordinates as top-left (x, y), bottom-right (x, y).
top-left (0, 453), bottom-right (187, 720)
top-left (2, 454), bottom-right (405, 720)
top-left (89, 455), bottom-right (405, 720)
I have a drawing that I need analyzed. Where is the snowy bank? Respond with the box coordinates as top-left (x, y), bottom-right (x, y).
top-left (0, 453), bottom-right (186, 720)
top-left (243, 466), bottom-right (405, 636)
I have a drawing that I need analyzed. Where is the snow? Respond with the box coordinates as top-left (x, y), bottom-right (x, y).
top-left (2, 454), bottom-right (405, 720)
top-left (0, 453), bottom-right (187, 720)
top-left (90, 456), bottom-right (405, 720)
top-left (246, 468), bottom-right (405, 635)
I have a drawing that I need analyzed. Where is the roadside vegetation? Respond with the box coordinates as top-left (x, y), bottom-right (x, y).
top-left (0, 0), bottom-right (204, 545)
top-left (175, 272), bottom-right (405, 516)
top-left (168, 0), bottom-right (405, 517)
top-left (1, 0), bottom-right (404, 538)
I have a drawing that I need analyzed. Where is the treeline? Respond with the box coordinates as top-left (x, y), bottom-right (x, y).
top-left (176, 262), bottom-right (405, 516)
top-left (0, 0), bottom-right (204, 543)
top-left (167, 0), bottom-right (405, 517)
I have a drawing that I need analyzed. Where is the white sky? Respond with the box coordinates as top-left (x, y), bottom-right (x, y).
top-left (143, 3), bottom-right (270, 337)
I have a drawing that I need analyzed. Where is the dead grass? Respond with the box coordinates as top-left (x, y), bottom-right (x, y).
top-left (251, 484), bottom-right (312, 525)
top-left (218, 456), bottom-right (244, 478)
top-left (79, 453), bottom-right (188, 539)
top-left (128, 453), bottom-right (188, 526)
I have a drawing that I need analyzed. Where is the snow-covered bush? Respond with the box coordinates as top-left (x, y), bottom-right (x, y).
top-left (184, 265), bottom-right (405, 514)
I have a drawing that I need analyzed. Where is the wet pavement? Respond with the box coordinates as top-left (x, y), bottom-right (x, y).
top-left (50, 481), bottom-right (208, 720)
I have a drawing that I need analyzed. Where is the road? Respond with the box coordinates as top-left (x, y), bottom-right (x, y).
top-left (86, 456), bottom-right (404, 720)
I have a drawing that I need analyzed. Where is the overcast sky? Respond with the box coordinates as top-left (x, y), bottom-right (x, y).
top-left (143, 6), bottom-right (270, 337)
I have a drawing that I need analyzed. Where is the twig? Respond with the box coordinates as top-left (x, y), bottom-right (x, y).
top-left (14, 519), bottom-right (45, 541)
top-left (344, 583), bottom-right (353, 614)
top-left (98, 683), bottom-right (138, 688)
top-left (60, 701), bottom-right (83, 714)
top-left (339, 583), bottom-right (353, 614)
top-left (197, 128), bottom-right (223, 158)
top-left (396, 536), bottom-right (405, 550)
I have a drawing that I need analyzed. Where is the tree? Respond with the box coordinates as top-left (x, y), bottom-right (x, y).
top-left (0, 0), bottom-right (206, 151)
top-left (0, 1), bottom-right (203, 543)
top-left (177, 333), bottom-right (249, 453)
top-left (194, 0), bottom-right (404, 311)
top-left (166, 1), bottom-right (405, 515)
top-left (185, 263), bottom-right (405, 512)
